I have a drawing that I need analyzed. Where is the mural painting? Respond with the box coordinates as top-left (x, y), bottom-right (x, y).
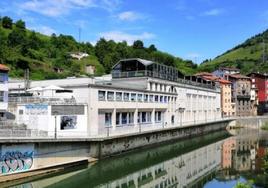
top-left (0, 144), bottom-right (34, 175)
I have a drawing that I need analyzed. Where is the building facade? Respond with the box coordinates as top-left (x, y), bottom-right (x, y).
top-left (248, 73), bottom-right (267, 114)
top-left (227, 74), bottom-right (257, 116)
top-left (8, 59), bottom-right (222, 137)
top-left (195, 72), bottom-right (234, 117)
top-left (0, 64), bottom-right (9, 119)
top-left (212, 67), bottom-right (257, 117)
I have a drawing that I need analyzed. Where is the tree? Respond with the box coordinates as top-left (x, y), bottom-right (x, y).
top-left (148, 44), bottom-right (157, 52)
top-left (133, 40), bottom-right (144, 49)
top-left (15, 19), bottom-right (25, 30)
top-left (2, 16), bottom-right (12, 29)
top-left (8, 28), bottom-right (26, 47)
top-left (28, 31), bottom-right (42, 49)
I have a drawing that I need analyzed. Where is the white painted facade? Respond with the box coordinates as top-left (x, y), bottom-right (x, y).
top-left (8, 59), bottom-right (222, 137)
top-left (14, 103), bottom-right (88, 138)
top-left (0, 69), bottom-right (9, 116)
top-left (8, 77), bottom-right (221, 137)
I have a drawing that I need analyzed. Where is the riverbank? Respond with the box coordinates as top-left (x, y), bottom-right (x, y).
top-left (0, 119), bottom-right (231, 184)
top-left (2, 130), bottom-right (231, 188)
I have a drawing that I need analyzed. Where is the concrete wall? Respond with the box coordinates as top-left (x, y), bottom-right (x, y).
top-left (0, 120), bottom-right (230, 179)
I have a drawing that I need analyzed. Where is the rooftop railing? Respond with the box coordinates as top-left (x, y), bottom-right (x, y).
top-left (112, 70), bottom-right (216, 90)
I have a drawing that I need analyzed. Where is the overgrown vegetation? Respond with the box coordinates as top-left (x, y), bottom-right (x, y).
top-left (199, 29), bottom-right (268, 74)
top-left (0, 16), bottom-right (198, 80)
top-left (261, 121), bottom-right (268, 131)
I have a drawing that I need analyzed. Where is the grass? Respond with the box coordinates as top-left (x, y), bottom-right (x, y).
top-left (261, 121), bottom-right (268, 131)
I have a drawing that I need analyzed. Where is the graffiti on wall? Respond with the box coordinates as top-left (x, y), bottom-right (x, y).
top-left (0, 144), bottom-right (34, 174)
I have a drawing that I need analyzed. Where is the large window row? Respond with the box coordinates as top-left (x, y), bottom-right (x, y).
top-left (98, 90), bottom-right (176, 103)
top-left (106, 111), bottom-right (164, 126)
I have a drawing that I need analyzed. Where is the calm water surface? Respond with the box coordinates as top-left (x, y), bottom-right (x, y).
top-left (9, 128), bottom-right (268, 188)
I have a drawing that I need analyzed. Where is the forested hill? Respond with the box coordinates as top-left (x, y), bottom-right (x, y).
top-left (0, 16), bottom-right (197, 80)
top-left (198, 29), bottom-right (268, 74)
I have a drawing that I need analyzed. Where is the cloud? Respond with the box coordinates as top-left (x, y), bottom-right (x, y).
top-left (202, 8), bottom-right (224, 16)
top-left (118, 11), bottom-right (143, 21)
top-left (99, 31), bottom-right (155, 45)
top-left (29, 25), bottom-right (57, 35)
top-left (18, 0), bottom-right (121, 17)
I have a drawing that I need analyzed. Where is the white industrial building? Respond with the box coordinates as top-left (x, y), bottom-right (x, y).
top-left (8, 58), bottom-right (221, 137)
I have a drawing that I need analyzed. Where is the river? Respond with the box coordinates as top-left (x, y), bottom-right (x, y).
top-left (8, 128), bottom-right (268, 188)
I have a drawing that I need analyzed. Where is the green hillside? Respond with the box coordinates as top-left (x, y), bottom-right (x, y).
top-left (0, 16), bottom-right (197, 80)
top-left (199, 29), bottom-right (268, 74)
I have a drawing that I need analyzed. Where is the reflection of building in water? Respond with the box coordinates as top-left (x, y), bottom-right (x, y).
top-left (221, 137), bottom-right (236, 169)
top-left (96, 141), bottom-right (222, 188)
top-left (220, 131), bottom-right (259, 178)
top-left (233, 133), bottom-right (258, 172)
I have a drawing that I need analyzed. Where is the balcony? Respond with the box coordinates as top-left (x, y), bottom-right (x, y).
top-left (236, 95), bottom-right (251, 99)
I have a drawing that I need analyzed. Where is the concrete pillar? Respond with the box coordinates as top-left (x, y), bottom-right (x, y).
top-left (152, 109), bottom-right (155, 125)
top-left (134, 108), bottom-right (138, 126)
top-left (152, 83), bottom-right (155, 91)
top-left (147, 82), bottom-right (151, 91)
top-left (112, 108), bottom-right (116, 129)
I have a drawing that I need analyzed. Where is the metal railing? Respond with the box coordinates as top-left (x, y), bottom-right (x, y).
top-left (112, 70), bottom-right (216, 90)
top-left (0, 117), bottom-right (232, 139)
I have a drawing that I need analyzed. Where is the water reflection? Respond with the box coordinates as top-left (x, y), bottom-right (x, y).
top-left (10, 129), bottom-right (268, 188)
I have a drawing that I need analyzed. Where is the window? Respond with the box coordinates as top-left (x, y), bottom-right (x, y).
top-left (155, 95), bottom-right (159, 102)
top-left (137, 94), bottom-right (143, 102)
top-left (19, 109), bottom-right (23, 115)
top-left (139, 111), bottom-right (152, 123)
top-left (149, 95), bottom-right (154, 102)
top-left (164, 96), bottom-right (167, 103)
top-left (171, 115), bottom-right (175, 124)
top-left (0, 73), bottom-right (7, 83)
top-left (124, 93), bottom-right (130, 101)
top-left (116, 113), bottom-right (120, 125)
top-left (116, 112), bottom-right (135, 125)
top-left (144, 94), bottom-right (148, 102)
top-left (121, 112), bottom-right (128, 124)
top-left (107, 91), bottom-right (114, 101)
top-left (131, 93), bottom-right (136, 101)
top-left (98, 90), bottom-right (105, 101)
top-left (129, 112), bottom-right (134, 124)
top-left (155, 111), bottom-right (162, 122)
top-left (116, 92), bottom-right (122, 101)
top-left (160, 96), bottom-right (163, 103)
top-left (105, 113), bottom-right (112, 126)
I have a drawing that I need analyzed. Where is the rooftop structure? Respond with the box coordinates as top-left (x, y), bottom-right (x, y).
top-left (112, 58), bottom-right (215, 90)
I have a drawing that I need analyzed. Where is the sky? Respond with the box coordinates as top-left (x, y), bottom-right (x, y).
top-left (1, 0), bottom-right (268, 64)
